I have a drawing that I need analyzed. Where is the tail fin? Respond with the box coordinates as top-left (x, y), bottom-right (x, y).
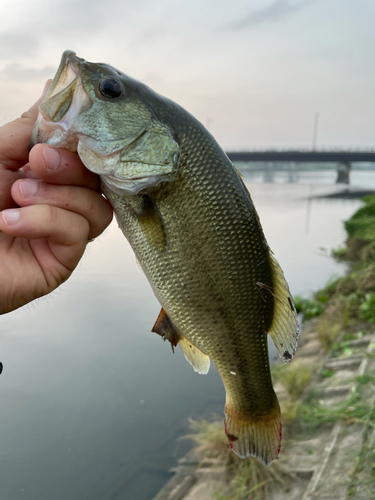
top-left (224, 404), bottom-right (282, 466)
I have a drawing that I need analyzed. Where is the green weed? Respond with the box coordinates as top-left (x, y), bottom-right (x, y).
top-left (355, 375), bottom-right (375, 385)
top-left (332, 246), bottom-right (348, 260)
top-left (331, 340), bottom-right (355, 358)
top-left (298, 387), bottom-right (375, 430)
top-left (359, 293), bottom-right (375, 323)
top-left (342, 332), bottom-right (358, 341)
top-left (321, 368), bottom-right (335, 378)
top-left (294, 295), bottom-right (324, 319)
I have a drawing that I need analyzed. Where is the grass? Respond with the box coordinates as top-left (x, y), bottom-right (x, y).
top-left (359, 292), bottom-right (375, 323)
top-left (184, 418), bottom-right (230, 461)
top-left (298, 385), bottom-right (375, 431)
top-left (271, 360), bottom-right (313, 400)
top-left (321, 367), bottom-right (335, 378)
top-left (356, 375), bottom-right (375, 385)
top-left (317, 317), bottom-right (342, 353)
top-left (213, 458), bottom-right (294, 500)
top-left (335, 194), bottom-right (375, 262)
top-left (346, 444), bottom-right (375, 500)
top-left (331, 340), bottom-right (356, 358)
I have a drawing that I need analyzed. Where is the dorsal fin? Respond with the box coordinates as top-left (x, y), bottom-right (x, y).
top-left (235, 167), bottom-right (244, 179)
top-left (263, 254), bottom-right (299, 363)
top-left (178, 336), bottom-right (211, 375)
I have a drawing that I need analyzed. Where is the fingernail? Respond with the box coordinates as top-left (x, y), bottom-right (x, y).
top-left (2, 210), bottom-right (20, 225)
top-left (20, 164), bottom-right (39, 179)
top-left (19, 179), bottom-right (39, 198)
top-left (43, 146), bottom-right (60, 170)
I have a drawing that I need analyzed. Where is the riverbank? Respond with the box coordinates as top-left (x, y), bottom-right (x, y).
top-left (152, 193), bottom-right (375, 500)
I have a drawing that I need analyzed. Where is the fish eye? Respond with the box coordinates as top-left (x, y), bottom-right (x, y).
top-left (99, 78), bottom-right (123, 98)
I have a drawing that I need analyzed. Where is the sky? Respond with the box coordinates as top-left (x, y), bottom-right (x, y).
top-left (1, 0), bottom-right (374, 150)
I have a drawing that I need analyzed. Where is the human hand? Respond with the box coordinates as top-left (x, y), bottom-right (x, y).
top-left (0, 84), bottom-right (113, 314)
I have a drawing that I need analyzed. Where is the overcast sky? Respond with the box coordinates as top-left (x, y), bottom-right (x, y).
top-left (1, 0), bottom-right (374, 149)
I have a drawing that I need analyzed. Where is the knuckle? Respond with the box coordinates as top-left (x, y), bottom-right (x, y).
top-left (20, 110), bottom-right (32, 120)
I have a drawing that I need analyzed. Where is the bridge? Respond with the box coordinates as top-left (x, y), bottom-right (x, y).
top-left (225, 148), bottom-right (375, 183)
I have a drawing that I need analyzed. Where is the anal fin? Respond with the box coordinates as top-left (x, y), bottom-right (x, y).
top-left (179, 336), bottom-right (210, 375)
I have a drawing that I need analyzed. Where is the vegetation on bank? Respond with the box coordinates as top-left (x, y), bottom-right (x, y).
top-left (186, 193), bottom-right (375, 499)
top-left (296, 193), bottom-right (375, 352)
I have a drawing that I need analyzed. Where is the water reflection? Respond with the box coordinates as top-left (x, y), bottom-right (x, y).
top-left (261, 162), bottom-right (300, 184)
top-left (0, 171), bottom-right (369, 500)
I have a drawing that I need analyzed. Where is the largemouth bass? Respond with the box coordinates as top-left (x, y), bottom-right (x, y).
top-left (31, 51), bottom-right (299, 466)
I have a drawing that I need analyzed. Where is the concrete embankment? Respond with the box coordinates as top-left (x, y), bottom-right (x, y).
top-left (152, 322), bottom-right (375, 500)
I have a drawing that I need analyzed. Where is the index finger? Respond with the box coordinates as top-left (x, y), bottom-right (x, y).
top-left (0, 81), bottom-right (51, 171)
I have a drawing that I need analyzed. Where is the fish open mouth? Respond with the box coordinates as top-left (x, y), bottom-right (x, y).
top-left (31, 51), bottom-right (91, 152)
top-left (31, 50), bottom-right (181, 196)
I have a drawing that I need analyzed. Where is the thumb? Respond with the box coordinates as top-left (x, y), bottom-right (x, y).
top-left (0, 80), bottom-right (51, 171)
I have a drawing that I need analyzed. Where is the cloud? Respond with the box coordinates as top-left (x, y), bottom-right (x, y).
top-left (31, 0), bottom-right (149, 37)
top-left (0, 33), bottom-right (39, 59)
top-left (2, 63), bottom-right (56, 81)
top-left (230, 0), bottom-right (309, 30)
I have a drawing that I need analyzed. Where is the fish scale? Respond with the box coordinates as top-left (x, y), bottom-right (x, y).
top-left (32, 50), bottom-right (299, 466)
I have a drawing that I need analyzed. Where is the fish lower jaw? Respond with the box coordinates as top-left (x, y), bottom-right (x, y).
top-left (31, 119), bottom-right (79, 151)
top-left (102, 171), bottom-right (176, 196)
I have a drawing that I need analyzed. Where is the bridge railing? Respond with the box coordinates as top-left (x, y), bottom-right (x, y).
top-left (226, 146), bottom-right (375, 153)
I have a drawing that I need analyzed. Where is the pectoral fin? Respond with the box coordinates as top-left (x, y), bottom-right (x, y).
top-left (152, 308), bottom-right (179, 348)
top-left (137, 195), bottom-right (166, 253)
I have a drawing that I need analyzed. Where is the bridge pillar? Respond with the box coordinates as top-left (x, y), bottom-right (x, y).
top-left (336, 161), bottom-right (351, 184)
top-left (288, 161), bottom-right (297, 183)
top-left (263, 162), bottom-right (274, 183)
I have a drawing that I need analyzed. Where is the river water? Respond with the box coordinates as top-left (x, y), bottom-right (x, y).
top-left (0, 170), bottom-right (372, 499)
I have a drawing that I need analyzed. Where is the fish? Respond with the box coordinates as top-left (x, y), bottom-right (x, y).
top-left (31, 51), bottom-right (299, 466)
